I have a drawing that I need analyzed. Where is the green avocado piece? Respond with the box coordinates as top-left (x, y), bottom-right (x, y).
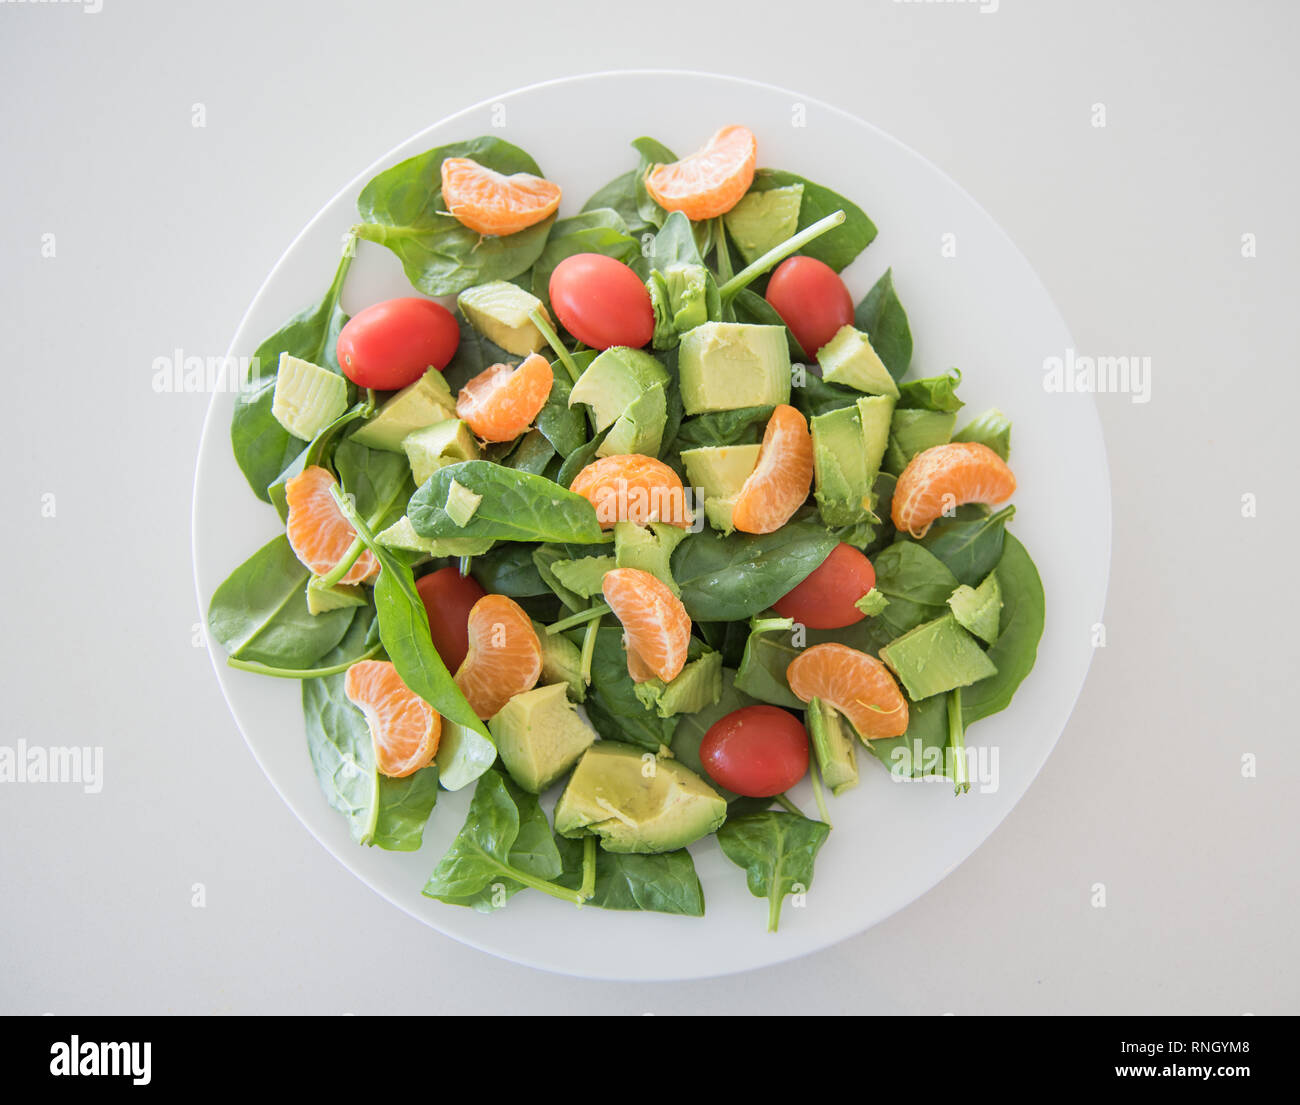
top-left (854, 587), bottom-right (889, 617)
top-left (681, 444), bottom-right (760, 534)
top-left (633, 650), bottom-right (723, 718)
top-left (444, 479), bottom-right (482, 528)
top-left (947, 571), bottom-right (1003, 644)
top-left (882, 408), bottom-right (958, 475)
top-left (554, 742), bottom-right (727, 853)
top-left (374, 515), bottom-right (493, 558)
top-left (597, 382), bottom-right (667, 458)
top-left (305, 577), bottom-right (368, 615)
top-left (613, 521), bottom-right (686, 595)
top-left (663, 262), bottom-right (710, 333)
top-left (402, 418), bottom-right (480, 487)
top-left (569, 346), bottom-right (669, 432)
top-left (953, 407), bottom-right (1012, 460)
top-left (272, 353), bottom-right (349, 441)
top-left (816, 325), bottom-right (901, 399)
top-left (488, 683), bottom-right (598, 794)
top-left (723, 184), bottom-right (804, 265)
top-left (350, 369), bottom-right (456, 453)
top-left (810, 395), bottom-right (893, 527)
top-left (678, 322), bottom-right (790, 415)
top-left (458, 280), bottom-right (551, 356)
top-left (550, 555), bottom-right (616, 599)
top-left (806, 697), bottom-right (859, 795)
top-left (534, 623), bottom-right (586, 702)
top-left (879, 612), bottom-right (998, 700)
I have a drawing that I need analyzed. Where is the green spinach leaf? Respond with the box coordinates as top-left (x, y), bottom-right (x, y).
top-left (748, 169), bottom-right (877, 272)
top-left (468, 542), bottom-right (550, 597)
top-left (531, 209), bottom-right (640, 305)
top-left (919, 504), bottom-right (1014, 586)
top-left (897, 369), bottom-right (963, 413)
top-left (555, 836), bottom-right (704, 915)
top-left (673, 405), bottom-right (773, 449)
top-left (716, 811), bottom-right (831, 932)
top-left (853, 268), bottom-right (912, 380)
top-left (579, 626), bottom-right (679, 751)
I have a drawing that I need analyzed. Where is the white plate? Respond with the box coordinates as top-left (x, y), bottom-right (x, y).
top-left (192, 71), bottom-right (1109, 981)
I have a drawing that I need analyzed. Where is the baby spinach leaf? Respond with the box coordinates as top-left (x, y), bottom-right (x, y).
top-left (502, 429), bottom-right (556, 476)
top-left (468, 542), bottom-right (550, 597)
top-left (791, 374), bottom-right (863, 420)
top-left (555, 836), bottom-right (705, 915)
top-left (581, 169), bottom-right (657, 239)
top-left (556, 428), bottom-right (608, 488)
top-left (531, 209), bottom-right (640, 305)
top-left (532, 544), bottom-right (586, 613)
top-left (716, 811), bottom-right (831, 932)
top-left (953, 408), bottom-right (1012, 460)
top-left (673, 521), bottom-right (838, 622)
top-left (268, 399), bottom-right (373, 521)
top-left (231, 249), bottom-right (352, 503)
top-left (735, 621), bottom-right (803, 709)
top-left (673, 405), bottom-right (773, 449)
top-left (580, 627), bottom-right (679, 751)
top-left (208, 535), bottom-right (356, 668)
top-left (865, 690), bottom-right (951, 778)
top-left (748, 169), bottom-right (877, 272)
top-left (897, 369), bottom-right (964, 413)
top-left (536, 361), bottom-right (590, 458)
top-left (854, 268), bottom-right (912, 381)
top-left (919, 505), bottom-right (1014, 587)
top-left (442, 313), bottom-right (514, 393)
top-left (731, 288), bottom-right (808, 360)
top-left (354, 137), bottom-right (555, 296)
top-left (631, 135), bottom-right (678, 228)
top-left (408, 460), bottom-right (605, 545)
top-left (334, 437), bottom-right (414, 528)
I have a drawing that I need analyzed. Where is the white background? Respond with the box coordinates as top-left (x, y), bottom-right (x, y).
top-left (1, 0), bottom-right (1296, 1014)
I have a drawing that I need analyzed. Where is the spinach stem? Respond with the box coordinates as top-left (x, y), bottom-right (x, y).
top-left (492, 858), bottom-right (587, 906)
top-left (579, 615), bottom-right (600, 685)
top-left (774, 792), bottom-right (805, 817)
top-left (768, 889), bottom-right (784, 934)
top-left (717, 210), bottom-right (846, 300)
top-left (713, 216), bottom-right (733, 282)
top-left (548, 602), bottom-right (612, 635)
top-left (314, 537), bottom-right (365, 589)
top-left (809, 758), bottom-right (832, 828)
top-left (362, 762), bottom-right (381, 846)
top-left (948, 688), bottom-right (970, 795)
top-left (578, 835), bottom-right (597, 902)
top-left (226, 640), bottom-right (383, 680)
top-left (458, 555), bottom-right (474, 577)
top-left (530, 308), bottom-right (581, 383)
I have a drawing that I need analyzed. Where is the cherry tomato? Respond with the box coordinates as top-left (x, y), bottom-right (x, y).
top-left (764, 256), bottom-right (854, 356)
top-left (699, 705), bottom-right (809, 797)
top-left (336, 297), bottom-right (459, 390)
top-left (772, 543), bottom-right (876, 629)
top-left (415, 566), bottom-right (486, 672)
top-left (548, 253), bottom-right (654, 350)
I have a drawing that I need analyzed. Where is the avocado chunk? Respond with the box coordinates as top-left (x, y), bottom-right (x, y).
top-left (678, 322), bottom-right (791, 415)
top-left (613, 521), bottom-right (686, 595)
top-left (633, 650), bottom-right (723, 718)
top-left (402, 419), bottom-right (480, 487)
top-left (375, 515), bottom-right (493, 558)
top-left (724, 184), bottom-right (804, 265)
top-left (488, 683), bottom-right (599, 794)
top-left (806, 697), bottom-right (859, 795)
top-left (458, 280), bottom-right (552, 357)
top-left (882, 408), bottom-right (958, 475)
top-left (534, 623), bottom-right (586, 701)
top-left (550, 554), bottom-right (616, 599)
top-left (444, 479), bottom-right (482, 528)
top-left (554, 742), bottom-right (727, 853)
top-left (947, 571), bottom-right (1002, 644)
top-left (879, 612), bottom-right (998, 700)
top-left (854, 587), bottom-right (889, 617)
top-left (953, 407), bottom-right (1012, 460)
top-left (597, 382), bottom-right (668, 458)
top-left (681, 444), bottom-right (760, 534)
top-left (350, 369), bottom-right (456, 452)
top-left (305, 577), bottom-right (368, 615)
top-left (816, 325), bottom-right (900, 399)
top-left (810, 395), bottom-right (893, 527)
top-left (271, 353), bottom-right (349, 442)
top-left (569, 347), bottom-right (669, 432)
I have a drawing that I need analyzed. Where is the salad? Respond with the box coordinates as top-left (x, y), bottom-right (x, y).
top-left (208, 124), bottom-right (1044, 931)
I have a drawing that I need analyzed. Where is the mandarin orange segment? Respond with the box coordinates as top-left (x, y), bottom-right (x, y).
top-left (453, 594), bottom-right (543, 720)
top-left (644, 125), bottom-right (758, 221)
top-left (568, 454), bottom-right (691, 529)
top-left (456, 352), bottom-right (553, 442)
top-left (284, 465), bottom-right (378, 585)
top-left (602, 568), bottom-right (692, 684)
top-left (440, 157), bottom-right (561, 237)
top-left (786, 643), bottom-right (909, 740)
top-left (891, 442), bottom-right (1017, 538)
top-left (731, 404), bottom-right (814, 534)
top-left (344, 659), bottom-right (441, 778)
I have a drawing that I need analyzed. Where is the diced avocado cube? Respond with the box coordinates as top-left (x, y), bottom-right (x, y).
top-left (488, 683), bottom-right (598, 794)
top-left (633, 651), bottom-right (723, 718)
top-left (806, 697), bottom-right (859, 795)
top-left (882, 408), bottom-right (958, 475)
top-left (533, 623), bottom-right (586, 702)
top-left (681, 443), bottom-right (760, 535)
top-left (816, 326), bottom-right (900, 399)
top-left (458, 280), bottom-right (551, 357)
top-left (597, 382), bottom-right (668, 458)
top-left (569, 346), bottom-right (669, 432)
top-left (947, 571), bottom-right (1003, 644)
top-left (613, 521), bottom-right (686, 596)
top-left (271, 353), bottom-right (348, 441)
top-left (678, 322), bottom-right (790, 415)
top-left (554, 743), bottom-right (727, 853)
top-left (350, 369), bottom-right (456, 453)
top-left (444, 479), bottom-right (481, 528)
top-left (402, 419), bottom-right (480, 487)
top-left (375, 516), bottom-right (493, 557)
top-left (953, 407), bottom-right (1012, 460)
top-left (810, 395), bottom-right (893, 527)
top-left (305, 577), bottom-right (368, 615)
top-left (549, 555), bottom-right (616, 599)
top-left (879, 612), bottom-right (998, 700)
top-left (854, 587), bottom-right (889, 617)
top-left (723, 184), bottom-right (804, 265)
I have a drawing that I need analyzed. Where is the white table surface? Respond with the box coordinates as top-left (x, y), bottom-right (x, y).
top-left (2, 0), bottom-right (1295, 1015)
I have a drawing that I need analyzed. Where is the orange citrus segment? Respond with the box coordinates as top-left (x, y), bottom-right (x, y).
top-left (568, 454), bottom-right (691, 529)
top-left (456, 352), bottom-right (553, 442)
top-left (440, 157), bottom-right (561, 236)
top-left (602, 568), bottom-right (692, 684)
top-left (453, 594), bottom-right (543, 720)
top-left (891, 442), bottom-right (1017, 538)
top-left (284, 466), bottom-right (378, 585)
top-left (786, 643), bottom-right (909, 739)
top-left (731, 404), bottom-right (814, 534)
top-left (644, 126), bottom-right (758, 221)
top-left (344, 659), bottom-right (441, 778)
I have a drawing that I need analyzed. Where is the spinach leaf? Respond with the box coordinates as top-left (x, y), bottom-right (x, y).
top-left (854, 268), bottom-right (912, 381)
top-left (536, 357), bottom-right (590, 458)
top-left (334, 437), bottom-right (413, 528)
top-left (441, 313), bottom-right (514, 393)
top-left (581, 169), bottom-right (657, 239)
top-left (731, 287), bottom-right (807, 360)
top-left (208, 535), bottom-right (356, 668)
top-left (735, 620), bottom-right (803, 709)
top-left (580, 626), bottom-right (679, 751)
top-left (555, 836), bottom-right (705, 916)
top-left (408, 460), bottom-right (605, 545)
top-left (747, 169), bottom-right (877, 272)
top-left (532, 544), bottom-right (585, 613)
top-left (267, 399), bottom-right (372, 521)
top-left (502, 429), bottom-right (555, 475)
top-left (673, 405), bottom-right (773, 449)
top-left (531, 209), bottom-right (640, 305)
top-left (791, 373), bottom-right (863, 420)
top-left (897, 369), bottom-right (963, 413)
top-left (468, 542), bottom-right (550, 597)
top-left (953, 408), bottom-right (1012, 460)
top-left (231, 249), bottom-right (352, 503)
top-left (866, 690), bottom-right (950, 778)
top-left (716, 811), bottom-right (831, 932)
top-left (961, 534), bottom-right (1044, 724)
top-left (920, 504), bottom-right (1014, 586)
top-left (861, 539), bottom-right (960, 644)
top-left (631, 136), bottom-right (677, 229)
top-left (354, 137), bottom-right (555, 296)
top-left (555, 429), bottom-right (608, 488)
top-left (673, 521), bottom-right (838, 622)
